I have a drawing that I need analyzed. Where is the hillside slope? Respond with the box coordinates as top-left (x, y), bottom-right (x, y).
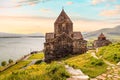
top-left (1, 43), bottom-right (120, 79)
top-left (84, 25), bottom-right (120, 40)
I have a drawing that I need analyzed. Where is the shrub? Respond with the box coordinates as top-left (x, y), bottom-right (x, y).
top-left (0, 61), bottom-right (30, 75)
top-left (46, 62), bottom-right (70, 80)
top-left (90, 58), bottom-right (104, 66)
top-left (8, 59), bottom-right (13, 64)
top-left (35, 60), bottom-right (42, 64)
top-left (1, 61), bottom-right (7, 66)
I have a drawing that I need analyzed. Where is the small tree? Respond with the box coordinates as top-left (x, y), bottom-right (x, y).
top-left (1, 61), bottom-right (7, 66)
top-left (8, 59), bottom-right (13, 64)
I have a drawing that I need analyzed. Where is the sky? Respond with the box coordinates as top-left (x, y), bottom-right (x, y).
top-left (0, 0), bottom-right (120, 34)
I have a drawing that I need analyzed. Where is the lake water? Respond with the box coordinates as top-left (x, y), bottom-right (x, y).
top-left (0, 38), bottom-right (45, 64)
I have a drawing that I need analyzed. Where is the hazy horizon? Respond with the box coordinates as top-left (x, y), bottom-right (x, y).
top-left (0, 0), bottom-right (120, 34)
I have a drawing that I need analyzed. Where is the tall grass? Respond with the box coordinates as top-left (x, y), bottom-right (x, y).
top-left (0, 62), bottom-right (70, 80)
top-left (0, 66), bottom-right (4, 71)
top-left (64, 53), bottom-right (107, 78)
top-left (28, 52), bottom-right (44, 60)
top-left (0, 61), bottom-right (30, 75)
top-left (96, 43), bottom-right (120, 64)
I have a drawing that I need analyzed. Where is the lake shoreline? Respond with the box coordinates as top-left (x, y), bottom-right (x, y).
top-left (0, 50), bottom-right (43, 72)
top-left (0, 38), bottom-right (45, 64)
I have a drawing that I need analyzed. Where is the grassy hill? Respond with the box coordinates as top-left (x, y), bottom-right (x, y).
top-left (96, 43), bottom-right (120, 64)
top-left (0, 53), bottom-right (70, 80)
top-left (0, 43), bottom-right (120, 79)
top-left (0, 52), bottom-right (107, 79)
top-left (0, 62), bottom-right (70, 80)
top-left (63, 53), bottom-right (107, 78)
top-left (84, 25), bottom-right (120, 40)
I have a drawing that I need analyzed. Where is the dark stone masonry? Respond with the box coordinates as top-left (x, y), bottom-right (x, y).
top-left (93, 33), bottom-right (112, 48)
top-left (44, 9), bottom-right (87, 62)
top-left (44, 9), bottom-right (112, 62)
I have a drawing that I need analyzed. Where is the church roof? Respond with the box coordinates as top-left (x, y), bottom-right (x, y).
top-left (54, 9), bottom-right (73, 24)
top-left (98, 33), bottom-right (106, 38)
top-left (46, 33), bottom-right (54, 39)
top-left (73, 32), bottom-right (83, 39)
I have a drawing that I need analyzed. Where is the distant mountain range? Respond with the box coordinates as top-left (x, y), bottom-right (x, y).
top-left (83, 25), bottom-right (120, 40)
top-left (0, 32), bottom-right (44, 38)
top-left (0, 25), bottom-right (120, 39)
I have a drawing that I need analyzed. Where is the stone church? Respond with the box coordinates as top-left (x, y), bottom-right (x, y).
top-left (93, 33), bottom-right (112, 48)
top-left (44, 9), bottom-right (87, 62)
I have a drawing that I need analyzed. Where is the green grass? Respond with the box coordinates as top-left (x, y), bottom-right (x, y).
top-left (2, 47), bottom-right (119, 79)
top-left (118, 71), bottom-right (120, 76)
top-left (96, 43), bottom-right (120, 64)
top-left (28, 52), bottom-right (44, 60)
top-left (0, 61), bottom-right (30, 75)
top-left (0, 53), bottom-right (44, 76)
top-left (64, 53), bottom-right (107, 78)
top-left (0, 66), bottom-right (4, 71)
top-left (0, 62), bottom-right (70, 80)
top-left (0, 52), bottom-right (70, 80)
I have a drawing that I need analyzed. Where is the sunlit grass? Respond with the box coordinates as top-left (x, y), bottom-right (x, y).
top-left (0, 61), bottom-right (30, 76)
top-left (64, 53), bottom-right (107, 78)
top-left (2, 44), bottom-right (119, 79)
top-left (96, 43), bottom-right (120, 64)
top-left (0, 62), bottom-right (70, 80)
top-left (0, 66), bottom-right (4, 71)
top-left (0, 52), bottom-right (70, 80)
top-left (28, 52), bottom-right (44, 60)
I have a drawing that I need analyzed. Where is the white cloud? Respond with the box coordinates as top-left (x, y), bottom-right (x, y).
top-left (66, 1), bottom-right (74, 5)
top-left (100, 4), bottom-right (120, 17)
top-left (0, 16), bottom-right (118, 34)
top-left (115, 5), bottom-right (120, 9)
top-left (40, 8), bottom-right (52, 13)
top-left (91, 0), bottom-right (117, 5)
top-left (0, 0), bottom-right (50, 8)
top-left (91, 0), bottom-right (105, 5)
top-left (0, 16), bottom-right (54, 34)
top-left (100, 9), bottom-right (120, 17)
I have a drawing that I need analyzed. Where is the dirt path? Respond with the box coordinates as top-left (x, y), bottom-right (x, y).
top-left (103, 59), bottom-right (115, 67)
top-left (91, 52), bottom-right (99, 59)
top-left (65, 65), bottom-right (89, 80)
top-left (91, 66), bottom-right (120, 80)
top-left (22, 59), bottom-right (39, 69)
top-left (90, 50), bottom-right (120, 80)
top-left (27, 60), bottom-right (38, 66)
